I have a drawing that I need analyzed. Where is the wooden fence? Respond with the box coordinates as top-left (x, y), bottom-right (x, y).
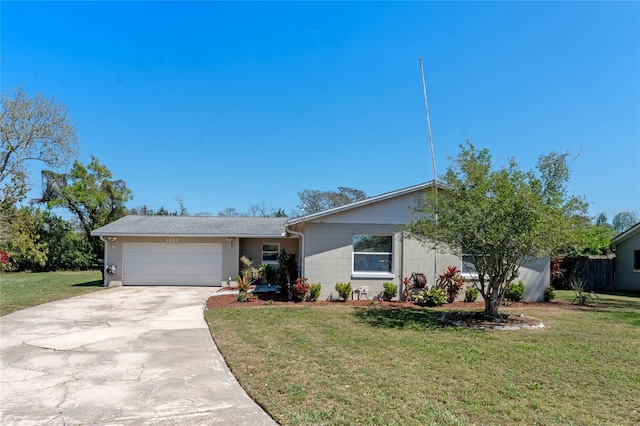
top-left (552, 256), bottom-right (613, 291)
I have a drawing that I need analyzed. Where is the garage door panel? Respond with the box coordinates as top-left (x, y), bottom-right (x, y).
top-left (125, 273), bottom-right (216, 286)
top-left (125, 256), bottom-right (217, 268)
top-left (124, 243), bottom-right (222, 286)
top-left (127, 264), bottom-right (219, 275)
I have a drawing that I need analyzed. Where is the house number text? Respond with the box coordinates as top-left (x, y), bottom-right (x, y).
top-left (166, 238), bottom-right (178, 243)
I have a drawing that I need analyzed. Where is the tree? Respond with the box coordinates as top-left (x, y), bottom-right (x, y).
top-left (612, 211), bottom-right (639, 233)
top-left (0, 206), bottom-right (94, 272)
top-left (248, 203), bottom-right (288, 217)
top-left (567, 221), bottom-right (614, 256)
top-left (155, 206), bottom-right (179, 216)
top-left (175, 196), bottom-right (188, 216)
top-left (297, 186), bottom-right (366, 215)
top-left (595, 213), bottom-right (609, 227)
top-left (1, 206), bottom-right (48, 271)
top-left (37, 156), bottom-right (132, 261)
top-left (248, 202), bottom-right (269, 217)
top-left (1, 87), bottom-right (79, 207)
top-left (218, 207), bottom-right (240, 217)
top-left (272, 208), bottom-right (287, 217)
top-left (407, 142), bottom-right (587, 316)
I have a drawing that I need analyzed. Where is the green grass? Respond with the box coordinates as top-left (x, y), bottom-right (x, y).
top-left (0, 271), bottom-right (103, 316)
top-left (205, 294), bottom-right (640, 425)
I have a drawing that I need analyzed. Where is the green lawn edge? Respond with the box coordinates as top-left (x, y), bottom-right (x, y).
top-left (0, 271), bottom-right (103, 316)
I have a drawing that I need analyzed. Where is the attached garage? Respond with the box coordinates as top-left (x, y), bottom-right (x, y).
top-left (91, 216), bottom-right (294, 288)
top-left (123, 243), bottom-right (222, 286)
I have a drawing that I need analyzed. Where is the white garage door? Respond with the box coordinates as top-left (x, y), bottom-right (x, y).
top-left (124, 243), bottom-right (222, 286)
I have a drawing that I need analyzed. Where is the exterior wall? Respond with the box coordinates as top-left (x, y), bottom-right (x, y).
top-left (316, 191), bottom-right (426, 225)
top-left (401, 236), bottom-right (459, 293)
top-left (519, 257), bottom-right (550, 302)
top-left (615, 232), bottom-right (640, 290)
top-left (302, 222), bottom-right (549, 302)
top-left (102, 236), bottom-right (239, 287)
top-left (303, 222), bottom-right (460, 300)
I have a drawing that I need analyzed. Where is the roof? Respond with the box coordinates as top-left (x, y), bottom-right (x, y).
top-left (91, 215), bottom-right (288, 237)
top-left (285, 180), bottom-right (440, 225)
top-left (91, 181), bottom-right (442, 237)
top-left (610, 222), bottom-right (640, 247)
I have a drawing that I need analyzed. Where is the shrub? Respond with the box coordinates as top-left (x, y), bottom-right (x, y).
top-left (505, 281), bottom-right (525, 303)
top-left (436, 266), bottom-right (466, 303)
top-left (309, 283), bottom-right (322, 302)
top-left (402, 276), bottom-right (414, 301)
top-left (258, 263), bottom-right (277, 284)
top-left (237, 293), bottom-right (257, 303)
top-left (382, 282), bottom-right (398, 301)
top-left (292, 277), bottom-right (310, 302)
top-left (414, 288), bottom-right (446, 307)
top-left (335, 282), bottom-right (352, 301)
top-left (276, 248), bottom-right (299, 300)
top-left (570, 278), bottom-right (597, 305)
top-left (464, 286), bottom-right (479, 302)
top-left (544, 285), bottom-right (556, 302)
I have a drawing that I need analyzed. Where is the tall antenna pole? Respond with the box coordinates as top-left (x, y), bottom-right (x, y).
top-left (419, 57), bottom-right (438, 188)
top-left (419, 57), bottom-right (439, 286)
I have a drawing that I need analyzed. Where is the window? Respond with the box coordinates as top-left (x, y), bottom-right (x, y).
top-left (414, 197), bottom-right (435, 219)
top-left (353, 235), bottom-right (393, 275)
top-left (262, 243), bottom-right (280, 264)
top-left (461, 254), bottom-right (480, 280)
top-left (635, 250), bottom-right (640, 271)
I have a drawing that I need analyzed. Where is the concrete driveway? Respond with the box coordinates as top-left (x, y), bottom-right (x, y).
top-left (0, 287), bottom-right (277, 425)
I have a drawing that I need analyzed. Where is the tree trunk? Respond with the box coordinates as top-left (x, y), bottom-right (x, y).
top-left (484, 292), bottom-right (501, 317)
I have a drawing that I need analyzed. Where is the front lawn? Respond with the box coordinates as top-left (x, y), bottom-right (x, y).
top-left (205, 291), bottom-right (640, 425)
top-left (0, 271), bottom-right (103, 316)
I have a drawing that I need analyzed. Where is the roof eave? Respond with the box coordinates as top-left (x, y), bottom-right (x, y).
top-left (91, 232), bottom-right (288, 238)
top-left (610, 222), bottom-right (640, 247)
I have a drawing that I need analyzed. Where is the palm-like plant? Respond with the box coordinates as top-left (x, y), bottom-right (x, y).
top-left (436, 266), bottom-right (466, 303)
top-left (238, 255), bottom-right (259, 293)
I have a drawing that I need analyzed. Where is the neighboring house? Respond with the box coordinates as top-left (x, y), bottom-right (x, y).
top-left (91, 181), bottom-right (549, 301)
top-left (610, 222), bottom-right (640, 291)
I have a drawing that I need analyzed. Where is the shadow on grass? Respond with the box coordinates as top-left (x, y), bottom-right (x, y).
top-left (73, 280), bottom-right (103, 287)
top-left (597, 291), bottom-right (640, 299)
top-left (352, 307), bottom-right (446, 330)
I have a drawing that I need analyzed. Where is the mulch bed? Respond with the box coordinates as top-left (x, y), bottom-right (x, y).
top-left (203, 290), bottom-right (598, 330)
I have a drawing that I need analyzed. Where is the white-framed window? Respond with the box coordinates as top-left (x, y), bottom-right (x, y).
top-left (634, 250), bottom-right (640, 271)
top-left (352, 234), bottom-right (393, 277)
top-left (262, 243), bottom-right (280, 264)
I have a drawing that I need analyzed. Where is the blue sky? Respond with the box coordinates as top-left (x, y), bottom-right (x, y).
top-left (2, 1), bottom-right (639, 219)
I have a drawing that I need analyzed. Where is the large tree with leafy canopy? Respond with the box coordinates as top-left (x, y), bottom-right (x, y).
top-left (37, 156), bottom-right (132, 261)
top-left (612, 211), bottom-right (639, 234)
top-left (297, 186), bottom-right (366, 215)
top-left (407, 142), bottom-right (587, 316)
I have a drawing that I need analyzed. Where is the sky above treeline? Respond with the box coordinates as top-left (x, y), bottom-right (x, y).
top-left (3, 1), bottom-right (639, 219)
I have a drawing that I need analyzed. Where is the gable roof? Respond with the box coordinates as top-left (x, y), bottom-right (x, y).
top-left (285, 181), bottom-right (439, 225)
top-left (91, 215), bottom-right (287, 237)
top-left (610, 222), bottom-right (640, 247)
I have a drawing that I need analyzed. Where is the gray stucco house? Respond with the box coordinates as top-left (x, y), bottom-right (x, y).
top-left (611, 222), bottom-right (640, 291)
top-left (91, 182), bottom-right (549, 301)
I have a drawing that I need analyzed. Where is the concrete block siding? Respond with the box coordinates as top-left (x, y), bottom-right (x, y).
top-left (302, 221), bottom-right (546, 302)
